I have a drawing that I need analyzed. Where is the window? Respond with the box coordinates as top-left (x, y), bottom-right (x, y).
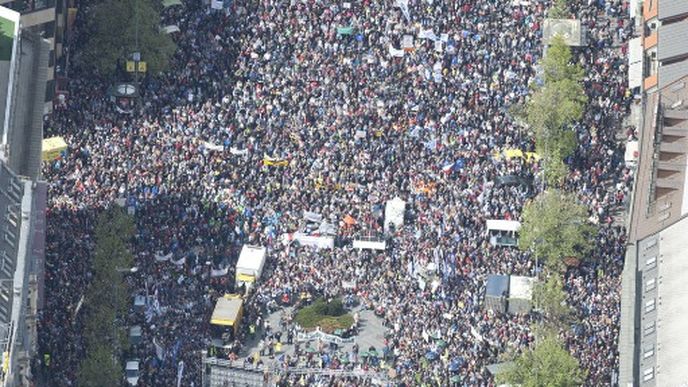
top-left (43, 20), bottom-right (55, 38)
top-left (3, 234), bottom-right (14, 248)
top-left (646, 256), bottom-right (657, 269)
top-left (644, 322), bottom-right (656, 336)
top-left (645, 239), bottom-right (657, 250)
top-left (643, 367), bottom-right (654, 382)
top-left (646, 278), bottom-right (656, 292)
top-left (645, 299), bottom-right (656, 313)
top-left (45, 79), bottom-right (55, 102)
top-left (644, 347), bottom-right (655, 359)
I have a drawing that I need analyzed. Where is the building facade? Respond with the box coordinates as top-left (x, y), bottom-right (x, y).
top-left (0, 4), bottom-right (48, 386)
top-left (619, 1), bottom-right (688, 386)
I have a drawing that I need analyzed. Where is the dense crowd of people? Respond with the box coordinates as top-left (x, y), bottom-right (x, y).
top-left (38, 0), bottom-right (634, 385)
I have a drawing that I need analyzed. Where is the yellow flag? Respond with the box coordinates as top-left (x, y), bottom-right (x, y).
top-left (126, 61), bottom-right (136, 72)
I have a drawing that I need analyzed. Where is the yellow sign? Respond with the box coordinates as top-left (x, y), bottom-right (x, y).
top-left (126, 61), bottom-right (147, 72)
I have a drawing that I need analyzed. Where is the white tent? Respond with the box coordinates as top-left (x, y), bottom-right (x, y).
top-left (384, 197), bottom-right (406, 233)
top-left (508, 276), bottom-right (535, 314)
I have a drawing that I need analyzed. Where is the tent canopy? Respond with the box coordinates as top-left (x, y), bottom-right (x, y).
top-left (486, 219), bottom-right (521, 233)
top-left (509, 276), bottom-right (535, 300)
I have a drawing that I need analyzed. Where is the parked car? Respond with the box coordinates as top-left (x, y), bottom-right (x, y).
top-left (125, 360), bottom-right (140, 386)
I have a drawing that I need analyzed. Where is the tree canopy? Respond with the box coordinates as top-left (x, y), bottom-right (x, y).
top-left (533, 273), bottom-right (571, 325)
top-left (519, 189), bottom-right (595, 271)
top-left (79, 0), bottom-right (176, 76)
top-left (78, 207), bottom-right (135, 386)
top-left (548, 0), bottom-right (571, 20)
top-left (526, 35), bottom-right (587, 186)
top-left (497, 333), bottom-right (586, 387)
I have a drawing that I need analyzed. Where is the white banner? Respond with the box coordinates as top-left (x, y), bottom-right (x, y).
top-left (155, 252), bottom-right (173, 262)
top-left (296, 329), bottom-right (355, 344)
top-left (318, 222), bottom-right (337, 235)
top-left (418, 29), bottom-right (438, 41)
top-left (154, 338), bottom-right (165, 360)
top-left (177, 360), bottom-right (185, 387)
top-left (304, 211), bottom-right (323, 223)
top-left (389, 45), bottom-right (405, 58)
top-left (172, 257), bottom-right (186, 266)
top-left (204, 141), bottom-right (224, 151)
top-left (230, 147), bottom-right (249, 156)
top-left (211, 266), bottom-right (230, 277)
top-left (396, 0), bottom-right (410, 21)
top-left (210, 0), bottom-right (223, 10)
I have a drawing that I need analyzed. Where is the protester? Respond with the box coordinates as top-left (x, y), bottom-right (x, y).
top-left (39, 0), bottom-right (632, 385)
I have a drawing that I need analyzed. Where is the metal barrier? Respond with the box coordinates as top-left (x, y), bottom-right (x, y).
top-left (202, 356), bottom-right (389, 386)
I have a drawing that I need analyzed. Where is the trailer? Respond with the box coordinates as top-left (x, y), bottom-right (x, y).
top-left (484, 275), bottom-right (509, 313)
top-left (235, 245), bottom-right (266, 288)
top-left (508, 276), bottom-right (535, 314)
top-left (210, 294), bottom-right (244, 346)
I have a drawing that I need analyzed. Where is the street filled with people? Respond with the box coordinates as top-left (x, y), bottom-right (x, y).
top-left (39, 0), bottom-right (633, 385)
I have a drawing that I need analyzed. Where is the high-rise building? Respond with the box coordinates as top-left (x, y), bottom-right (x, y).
top-left (0, 4), bottom-right (48, 386)
top-left (0, 0), bottom-right (73, 114)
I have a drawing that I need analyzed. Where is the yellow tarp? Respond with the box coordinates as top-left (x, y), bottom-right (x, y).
top-left (492, 149), bottom-right (541, 164)
top-left (263, 154), bottom-right (289, 167)
top-left (503, 149), bottom-right (524, 159)
top-left (42, 137), bottom-right (68, 161)
top-left (236, 273), bottom-right (256, 283)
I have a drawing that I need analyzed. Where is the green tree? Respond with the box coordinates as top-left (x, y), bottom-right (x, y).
top-left (497, 333), bottom-right (586, 387)
top-left (533, 273), bottom-right (571, 325)
top-left (542, 149), bottom-right (570, 187)
top-left (79, 207), bottom-right (135, 385)
top-left (79, 0), bottom-right (176, 76)
top-left (519, 190), bottom-right (596, 271)
top-left (549, 0), bottom-right (570, 19)
top-left (542, 36), bottom-right (584, 85)
top-left (527, 79), bottom-right (585, 156)
top-left (77, 342), bottom-right (123, 387)
top-left (525, 35), bottom-right (586, 187)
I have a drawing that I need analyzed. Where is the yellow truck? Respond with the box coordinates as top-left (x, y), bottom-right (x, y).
top-left (210, 294), bottom-right (243, 348)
